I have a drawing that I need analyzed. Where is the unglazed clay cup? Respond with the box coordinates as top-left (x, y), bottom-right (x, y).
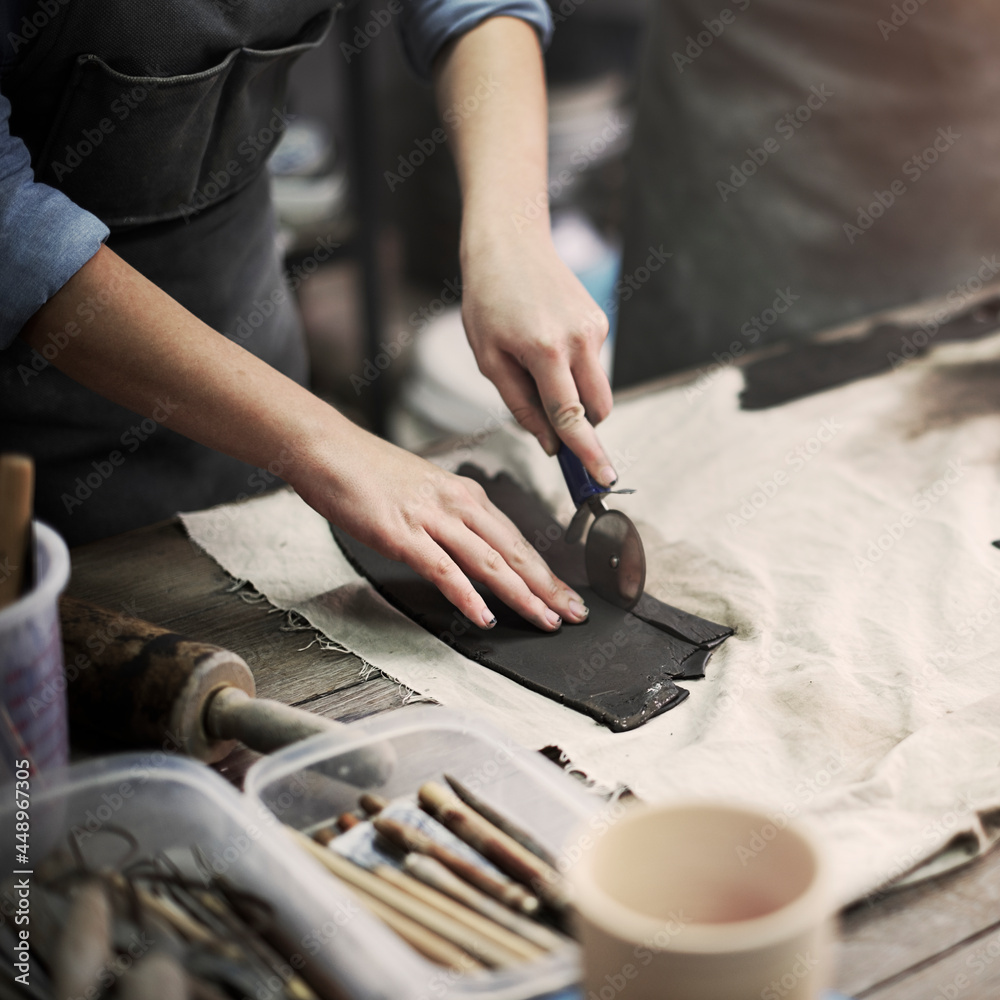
top-left (568, 800), bottom-right (833, 1000)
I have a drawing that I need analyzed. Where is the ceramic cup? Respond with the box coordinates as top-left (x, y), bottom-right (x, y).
top-left (568, 800), bottom-right (833, 1000)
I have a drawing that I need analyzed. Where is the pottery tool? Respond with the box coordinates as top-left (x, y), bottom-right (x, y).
top-left (358, 792), bottom-right (388, 816)
top-left (558, 444), bottom-right (645, 611)
top-left (36, 841), bottom-right (339, 1000)
top-left (58, 596), bottom-right (391, 782)
top-left (372, 816), bottom-right (541, 916)
top-left (418, 781), bottom-right (570, 913)
top-left (51, 878), bottom-right (114, 1000)
top-left (402, 853), bottom-right (567, 952)
top-left (287, 828), bottom-right (524, 968)
top-left (331, 465), bottom-right (732, 731)
top-left (0, 453), bottom-right (33, 609)
top-left (443, 773), bottom-right (557, 867)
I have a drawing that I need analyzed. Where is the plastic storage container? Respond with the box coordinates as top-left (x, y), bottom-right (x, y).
top-left (0, 750), bottom-right (435, 1000)
top-left (0, 521), bottom-right (70, 776)
top-left (245, 705), bottom-right (602, 1000)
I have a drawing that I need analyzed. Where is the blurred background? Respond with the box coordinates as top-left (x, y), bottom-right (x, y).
top-left (270, 0), bottom-right (650, 450)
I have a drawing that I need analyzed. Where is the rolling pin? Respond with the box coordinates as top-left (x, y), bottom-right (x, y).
top-left (59, 596), bottom-right (391, 781)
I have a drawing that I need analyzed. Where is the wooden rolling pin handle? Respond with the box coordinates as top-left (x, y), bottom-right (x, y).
top-left (205, 687), bottom-right (349, 754)
top-left (60, 595), bottom-right (255, 763)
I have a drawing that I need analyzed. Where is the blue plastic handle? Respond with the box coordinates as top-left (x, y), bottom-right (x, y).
top-left (558, 443), bottom-right (608, 508)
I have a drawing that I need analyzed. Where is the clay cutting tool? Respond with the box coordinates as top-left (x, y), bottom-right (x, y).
top-left (558, 444), bottom-right (646, 610)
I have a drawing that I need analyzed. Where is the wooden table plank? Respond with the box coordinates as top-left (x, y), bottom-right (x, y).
top-left (67, 514), bottom-right (1000, 1000)
top-left (861, 923), bottom-right (1000, 1000)
top-left (835, 846), bottom-right (1000, 996)
top-left (67, 518), bottom-right (406, 717)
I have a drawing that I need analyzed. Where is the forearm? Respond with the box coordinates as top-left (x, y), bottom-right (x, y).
top-left (18, 235), bottom-right (584, 630)
top-left (433, 16), bottom-right (551, 256)
top-left (431, 17), bottom-right (615, 481)
top-left (19, 245), bottom-right (348, 479)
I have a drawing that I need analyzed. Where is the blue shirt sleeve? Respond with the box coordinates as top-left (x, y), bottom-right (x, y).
top-left (0, 87), bottom-right (109, 350)
top-left (399, 0), bottom-right (554, 80)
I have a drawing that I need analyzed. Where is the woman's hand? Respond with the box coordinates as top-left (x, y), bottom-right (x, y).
top-left (21, 245), bottom-right (587, 633)
top-left (292, 426), bottom-right (590, 631)
top-left (461, 233), bottom-right (617, 485)
top-left (433, 16), bottom-right (618, 486)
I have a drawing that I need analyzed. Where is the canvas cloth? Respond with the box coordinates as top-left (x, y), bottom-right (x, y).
top-left (183, 317), bottom-right (1000, 908)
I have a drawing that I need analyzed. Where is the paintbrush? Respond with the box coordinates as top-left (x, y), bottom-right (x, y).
top-left (358, 793), bottom-right (388, 816)
top-left (0, 453), bottom-right (33, 609)
top-left (402, 853), bottom-right (568, 952)
top-left (443, 773), bottom-right (558, 867)
top-left (287, 827), bottom-right (523, 968)
top-left (342, 884), bottom-right (483, 971)
top-left (51, 878), bottom-right (114, 1000)
top-left (372, 816), bottom-right (541, 916)
top-left (419, 782), bottom-right (570, 913)
top-left (370, 864), bottom-right (543, 962)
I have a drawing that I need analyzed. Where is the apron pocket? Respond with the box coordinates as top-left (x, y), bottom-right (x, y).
top-left (37, 9), bottom-right (333, 228)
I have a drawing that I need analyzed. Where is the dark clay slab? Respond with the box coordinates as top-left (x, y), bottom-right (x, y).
top-left (329, 465), bottom-right (732, 732)
top-left (739, 294), bottom-right (1000, 410)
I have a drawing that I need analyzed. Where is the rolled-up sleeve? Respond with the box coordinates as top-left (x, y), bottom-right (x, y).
top-left (0, 88), bottom-right (108, 349)
top-left (399, 0), bottom-right (554, 79)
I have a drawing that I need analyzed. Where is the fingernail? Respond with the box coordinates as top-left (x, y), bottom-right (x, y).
top-left (569, 598), bottom-right (589, 620)
top-left (545, 609), bottom-right (562, 629)
top-left (482, 610), bottom-right (497, 628)
top-left (599, 465), bottom-right (617, 487)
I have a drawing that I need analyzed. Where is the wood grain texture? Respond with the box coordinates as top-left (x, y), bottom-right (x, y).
top-left (68, 517), bottom-right (1000, 999)
top-left (835, 843), bottom-right (1000, 997)
top-left (67, 521), bottom-right (405, 719)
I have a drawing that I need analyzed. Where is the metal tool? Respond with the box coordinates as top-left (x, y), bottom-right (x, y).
top-left (558, 444), bottom-right (646, 610)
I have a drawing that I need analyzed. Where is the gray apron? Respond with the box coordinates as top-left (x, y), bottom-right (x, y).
top-left (613, 0), bottom-right (1000, 386)
top-left (0, 0), bottom-right (336, 544)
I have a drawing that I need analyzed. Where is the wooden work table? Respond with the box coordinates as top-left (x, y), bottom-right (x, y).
top-left (67, 516), bottom-right (1000, 1000)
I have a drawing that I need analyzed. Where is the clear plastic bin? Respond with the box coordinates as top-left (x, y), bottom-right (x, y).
top-left (0, 750), bottom-right (436, 1000)
top-left (245, 705), bottom-right (602, 1000)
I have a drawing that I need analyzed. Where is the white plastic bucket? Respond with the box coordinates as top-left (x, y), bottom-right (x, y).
top-left (0, 521), bottom-right (70, 773)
